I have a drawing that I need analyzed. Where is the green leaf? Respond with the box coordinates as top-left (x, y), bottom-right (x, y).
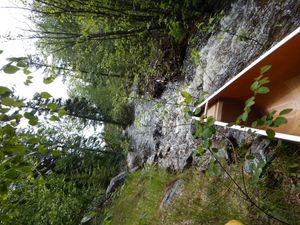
top-left (202, 127), bottom-right (214, 139)
top-left (251, 121), bottom-right (258, 128)
top-left (16, 61), bottom-right (27, 68)
top-left (197, 145), bottom-right (205, 156)
top-left (10, 121), bottom-right (18, 127)
top-left (250, 81), bottom-right (259, 91)
top-left (47, 103), bottom-right (59, 110)
top-left (259, 77), bottom-right (270, 85)
top-left (37, 145), bottom-right (47, 154)
top-left (40, 91), bottom-right (52, 99)
top-left (0, 50), bottom-right (3, 55)
top-left (24, 112), bottom-right (35, 120)
top-left (266, 110), bottom-right (276, 120)
top-left (0, 108), bottom-right (10, 113)
top-left (2, 124), bottom-right (16, 135)
top-left (29, 137), bottom-right (39, 144)
top-left (2, 65), bottom-right (19, 74)
top-left (260, 115), bottom-right (267, 122)
top-left (266, 128), bottom-right (275, 139)
top-left (202, 139), bottom-right (211, 149)
top-left (49, 115), bottom-right (60, 122)
top-left (245, 97), bottom-right (255, 108)
top-left (206, 117), bottom-right (215, 126)
top-left (58, 109), bottom-right (66, 117)
top-left (0, 114), bottom-right (10, 122)
top-left (52, 150), bottom-right (62, 157)
top-left (260, 65), bottom-right (272, 74)
top-left (10, 113), bottom-right (22, 121)
top-left (194, 99), bottom-right (203, 107)
top-left (241, 112), bottom-right (248, 122)
top-left (272, 116), bottom-right (287, 127)
top-left (1, 97), bottom-right (16, 106)
top-left (43, 76), bottom-right (55, 84)
top-left (28, 119), bottom-right (38, 126)
top-left (2, 97), bottom-right (25, 107)
top-left (193, 107), bottom-right (201, 115)
top-left (0, 86), bottom-right (12, 95)
top-left (181, 91), bottom-right (192, 104)
top-left (279, 108), bottom-right (293, 116)
top-left (256, 118), bottom-right (265, 126)
top-left (183, 106), bottom-right (189, 113)
top-left (257, 86), bottom-right (270, 94)
top-left (254, 75), bottom-right (263, 81)
top-left (23, 69), bottom-right (31, 75)
top-left (7, 57), bottom-right (27, 62)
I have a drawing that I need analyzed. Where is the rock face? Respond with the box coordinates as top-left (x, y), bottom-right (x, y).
top-left (126, 0), bottom-right (300, 171)
top-left (160, 179), bottom-right (185, 209)
top-left (244, 137), bottom-right (273, 173)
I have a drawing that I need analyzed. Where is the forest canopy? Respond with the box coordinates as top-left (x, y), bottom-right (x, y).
top-left (0, 0), bottom-right (231, 224)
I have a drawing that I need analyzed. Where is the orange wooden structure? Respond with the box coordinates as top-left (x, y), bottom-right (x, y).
top-left (197, 27), bottom-right (300, 142)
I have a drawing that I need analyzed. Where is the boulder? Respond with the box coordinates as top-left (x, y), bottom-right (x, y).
top-left (244, 137), bottom-right (275, 174)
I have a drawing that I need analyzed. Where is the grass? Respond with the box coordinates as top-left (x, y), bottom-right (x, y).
top-left (154, 170), bottom-right (249, 225)
top-left (105, 167), bottom-right (176, 225)
top-left (100, 145), bottom-right (299, 225)
top-left (102, 168), bottom-right (249, 225)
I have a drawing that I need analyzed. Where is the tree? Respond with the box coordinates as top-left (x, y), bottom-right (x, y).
top-left (23, 94), bottom-right (130, 127)
top-left (0, 53), bottom-right (125, 224)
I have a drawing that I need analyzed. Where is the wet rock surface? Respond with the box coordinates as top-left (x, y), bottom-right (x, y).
top-left (126, 0), bottom-right (300, 171)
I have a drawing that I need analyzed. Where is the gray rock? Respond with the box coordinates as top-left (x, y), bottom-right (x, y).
top-left (105, 171), bottom-right (128, 197)
top-left (126, 0), bottom-right (299, 172)
top-left (160, 179), bottom-right (184, 209)
top-left (80, 216), bottom-right (93, 224)
top-left (244, 137), bottom-right (273, 173)
top-left (129, 166), bottom-right (139, 173)
top-left (127, 151), bottom-right (147, 170)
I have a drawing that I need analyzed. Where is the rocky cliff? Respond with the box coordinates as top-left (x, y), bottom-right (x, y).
top-left (126, 0), bottom-right (300, 171)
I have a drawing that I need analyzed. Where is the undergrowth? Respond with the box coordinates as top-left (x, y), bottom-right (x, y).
top-left (100, 147), bottom-right (299, 225)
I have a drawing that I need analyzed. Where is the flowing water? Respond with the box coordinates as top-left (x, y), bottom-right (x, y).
top-left (126, 0), bottom-right (300, 171)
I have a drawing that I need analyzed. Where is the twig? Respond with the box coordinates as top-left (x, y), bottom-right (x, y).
top-left (208, 148), bottom-right (290, 225)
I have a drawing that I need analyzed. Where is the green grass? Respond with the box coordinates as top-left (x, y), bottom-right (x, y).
top-left (105, 167), bottom-right (176, 225)
top-left (102, 168), bottom-right (249, 225)
top-left (154, 170), bottom-right (250, 225)
top-left (101, 145), bottom-right (299, 225)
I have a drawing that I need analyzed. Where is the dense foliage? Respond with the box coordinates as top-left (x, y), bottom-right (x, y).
top-left (0, 56), bottom-right (125, 224)
top-left (0, 0), bottom-right (235, 224)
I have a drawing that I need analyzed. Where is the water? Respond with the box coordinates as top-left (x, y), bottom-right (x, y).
top-left (126, 0), bottom-right (300, 171)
